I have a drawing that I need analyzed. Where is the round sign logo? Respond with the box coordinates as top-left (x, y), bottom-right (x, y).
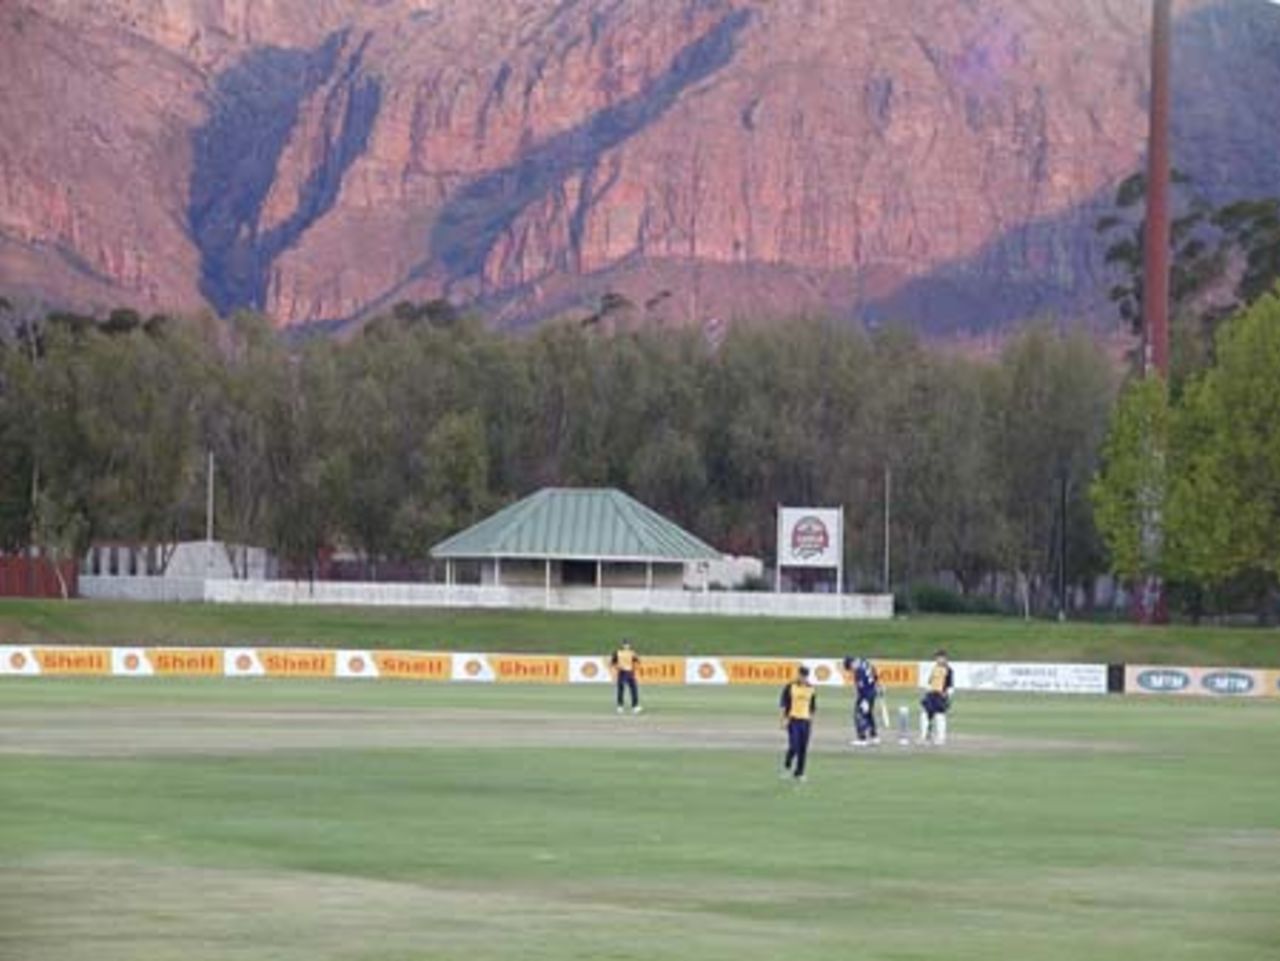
top-left (1201, 671), bottom-right (1254, 695)
top-left (349, 656), bottom-right (366, 674)
top-left (815, 665), bottom-right (831, 682)
top-left (582, 661), bottom-right (599, 679)
top-left (698, 662), bottom-right (716, 680)
top-left (124, 653), bottom-right (141, 671)
top-left (235, 653), bottom-right (254, 672)
top-left (790, 516), bottom-right (830, 560)
top-left (10, 651), bottom-right (26, 670)
top-left (1136, 668), bottom-right (1191, 692)
top-left (465, 659), bottom-right (484, 677)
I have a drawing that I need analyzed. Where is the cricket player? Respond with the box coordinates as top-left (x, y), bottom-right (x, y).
top-left (920, 649), bottom-right (955, 744)
top-left (779, 665), bottom-right (817, 781)
top-left (611, 639), bottom-right (642, 714)
top-left (845, 656), bottom-right (881, 746)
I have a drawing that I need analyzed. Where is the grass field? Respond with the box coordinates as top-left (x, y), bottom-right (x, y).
top-left (2, 678), bottom-right (1278, 960)
top-left (3, 598), bottom-right (1280, 665)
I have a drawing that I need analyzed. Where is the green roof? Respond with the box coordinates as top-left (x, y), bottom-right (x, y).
top-left (430, 488), bottom-right (720, 562)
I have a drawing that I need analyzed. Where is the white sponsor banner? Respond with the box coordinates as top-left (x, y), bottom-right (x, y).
top-left (111, 648), bottom-right (155, 677)
top-left (777, 507), bottom-right (843, 569)
top-left (1126, 665), bottom-right (1271, 698)
top-left (451, 653), bottom-right (496, 682)
top-left (930, 661), bottom-right (1108, 694)
top-left (568, 656), bottom-right (611, 684)
top-left (0, 646), bottom-right (40, 675)
top-left (0, 644), bottom-right (1106, 695)
top-left (686, 657), bottom-right (728, 685)
top-left (335, 650), bottom-right (379, 679)
top-left (224, 648), bottom-right (265, 677)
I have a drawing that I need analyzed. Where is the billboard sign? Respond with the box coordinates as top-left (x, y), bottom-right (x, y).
top-left (778, 508), bottom-right (843, 569)
top-left (1125, 665), bottom-right (1272, 698)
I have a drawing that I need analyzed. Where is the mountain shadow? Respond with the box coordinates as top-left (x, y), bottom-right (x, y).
top-left (189, 32), bottom-right (381, 315)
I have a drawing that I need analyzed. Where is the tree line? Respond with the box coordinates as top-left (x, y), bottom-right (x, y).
top-left (1, 300), bottom-right (1119, 610)
top-left (1, 286), bottom-right (1275, 618)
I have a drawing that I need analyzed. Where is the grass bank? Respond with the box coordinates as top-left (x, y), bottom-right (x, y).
top-left (2, 598), bottom-right (1279, 664)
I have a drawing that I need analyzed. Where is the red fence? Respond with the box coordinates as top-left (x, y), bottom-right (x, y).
top-left (0, 555), bottom-right (78, 598)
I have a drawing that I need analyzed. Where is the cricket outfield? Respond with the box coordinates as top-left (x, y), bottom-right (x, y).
top-left (1, 679), bottom-right (1278, 961)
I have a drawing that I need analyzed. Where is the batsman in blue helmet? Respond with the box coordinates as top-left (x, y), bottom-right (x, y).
top-left (843, 655), bottom-right (881, 747)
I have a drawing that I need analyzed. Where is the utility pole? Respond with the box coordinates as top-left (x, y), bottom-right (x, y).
top-left (1143, 0), bottom-right (1172, 379)
top-left (1137, 0), bottom-right (1173, 623)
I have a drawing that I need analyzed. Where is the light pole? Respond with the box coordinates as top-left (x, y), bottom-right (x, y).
top-left (882, 465), bottom-right (891, 595)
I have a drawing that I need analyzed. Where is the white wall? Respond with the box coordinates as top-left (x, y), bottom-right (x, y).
top-left (84, 542), bottom-right (273, 580)
top-left (684, 555), bottom-right (765, 590)
top-left (80, 576), bottom-right (208, 602)
top-left (79, 576), bottom-right (893, 620)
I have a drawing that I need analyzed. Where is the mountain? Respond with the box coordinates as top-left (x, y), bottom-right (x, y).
top-left (2, 0), bottom-right (1279, 335)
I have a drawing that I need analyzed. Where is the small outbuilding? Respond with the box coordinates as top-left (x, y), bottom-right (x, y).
top-left (430, 488), bottom-right (720, 590)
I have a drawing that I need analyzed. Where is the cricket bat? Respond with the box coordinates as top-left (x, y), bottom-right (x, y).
top-left (878, 694), bottom-right (891, 729)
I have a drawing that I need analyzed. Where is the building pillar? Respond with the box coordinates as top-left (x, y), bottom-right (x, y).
top-left (495, 556), bottom-right (502, 587)
top-left (544, 558), bottom-right (551, 609)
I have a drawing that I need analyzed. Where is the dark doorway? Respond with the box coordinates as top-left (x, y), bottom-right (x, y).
top-left (562, 560), bottom-right (598, 586)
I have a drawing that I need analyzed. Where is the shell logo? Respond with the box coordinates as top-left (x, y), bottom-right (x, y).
top-left (124, 653), bottom-right (141, 671)
top-left (581, 661), bottom-right (599, 679)
top-left (235, 653), bottom-right (254, 672)
top-left (10, 651), bottom-right (26, 670)
top-left (698, 662), bottom-right (717, 680)
top-left (465, 659), bottom-right (484, 677)
top-left (814, 665), bottom-right (831, 682)
top-left (349, 656), bottom-right (366, 674)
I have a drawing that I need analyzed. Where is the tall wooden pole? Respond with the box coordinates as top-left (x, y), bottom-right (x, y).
top-left (1142, 0), bottom-right (1172, 378)
top-left (1135, 0), bottom-right (1173, 624)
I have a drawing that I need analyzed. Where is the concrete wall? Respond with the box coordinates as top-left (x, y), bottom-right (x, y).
top-left (685, 555), bottom-right (765, 590)
top-left (79, 575), bottom-right (893, 620)
top-left (84, 542), bottom-right (273, 579)
top-left (80, 576), bottom-right (208, 602)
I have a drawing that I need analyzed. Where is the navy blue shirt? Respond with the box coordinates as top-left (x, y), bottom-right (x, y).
top-left (853, 659), bottom-right (879, 696)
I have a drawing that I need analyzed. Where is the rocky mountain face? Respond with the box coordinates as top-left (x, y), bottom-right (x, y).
top-left (2, 0), bottom-right (1279, 335)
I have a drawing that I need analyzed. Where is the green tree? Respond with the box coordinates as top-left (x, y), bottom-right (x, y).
top-left (1166, 287), bottom-right (1280, 614)
top-left (268, 340), bottom-right (343, 579)
top-left (0, 318), bottom-right (36, 550)
top-left (13, 320), bottom-right (99, 588)
top-left (1091, 377), bottom-right (1170, 585)
top-left (75, 319), bottom-right (204, 558)
top-left (203, 312), bottom-right (294, 575)
top-left (1098, 172), bottom-right (1280, 382)
top-left (990, 328), bottom-right (1116, 616)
